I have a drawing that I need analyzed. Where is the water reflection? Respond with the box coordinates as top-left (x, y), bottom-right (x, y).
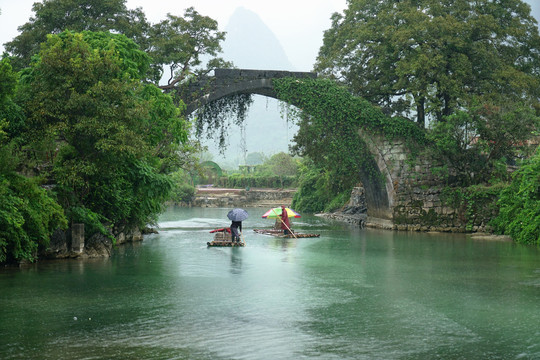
top-left (229, 247), bottom-right (243, 275)
top-left (1, 207), bottom-right (539, 360)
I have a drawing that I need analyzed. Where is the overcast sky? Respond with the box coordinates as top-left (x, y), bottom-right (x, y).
top-left (1, 0), bottom-right (539, 71)
top-left (0, 0), bottom-right (348, 71)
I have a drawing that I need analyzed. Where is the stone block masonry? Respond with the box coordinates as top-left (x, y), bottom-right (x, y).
top-left (358, 128), bottom-right (496, 233)
top-left (189, 188), bottom-right (295, 208)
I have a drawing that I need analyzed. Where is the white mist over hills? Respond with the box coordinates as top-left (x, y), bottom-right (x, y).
top-left (201, 7), bottom-right (300, 169)
top-left (222, 7), bottom-right (295, 70)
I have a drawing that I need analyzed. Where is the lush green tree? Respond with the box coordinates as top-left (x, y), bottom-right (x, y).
top-left (0, 57), bottom-right (25, 140)
top-left (245, 152), bottom-right (266, 166)
top-left (316, 0), bottom-right (540, 127)
top-left (4, 0), bottom-right (236, 153)
top-left (17, 31), bottom-right (187, 237)
top-left (492, 146), bottom-right (540, 245)
top-left (4, 0), bottom-right (150, 71)
top-left (169, 169), bottom-right (196, 204)
top-left (0, 57), bottom-right (16, 102)
top-left (0, 170), bottom-right (68, 264)
top-left (291, 159), bottom-right (350, 213)
top-left (427, 102), bottom-right (539, 185)
top-left (0, 57), bottom-right (67, 264)
top-left (257, 152), bottom-right (299, 188)
top-left (149, 7), bottom-right (229, 88)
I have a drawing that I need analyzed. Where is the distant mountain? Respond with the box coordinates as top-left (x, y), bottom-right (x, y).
top-left (202, 7), bottom-right (299, 168)
top-left (222, 7), bottom-right (295, 70)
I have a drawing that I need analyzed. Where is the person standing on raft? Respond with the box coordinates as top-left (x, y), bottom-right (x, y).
top-left (230, 220), bottom-right (242, 243)
top-left (280, 205), bottom-right (291, 235)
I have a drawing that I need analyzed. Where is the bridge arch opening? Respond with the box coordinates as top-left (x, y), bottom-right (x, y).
top-left (178, 69), bottom-right (407, 220)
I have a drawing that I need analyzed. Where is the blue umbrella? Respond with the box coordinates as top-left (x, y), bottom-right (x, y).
top-left (227, 208), bottom-right (249, 222)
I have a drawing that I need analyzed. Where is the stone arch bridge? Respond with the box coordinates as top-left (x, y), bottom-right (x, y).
top-left (178, 68), bottom-right (316, 116)
top-left (175, 69), bottom-right (443, 226)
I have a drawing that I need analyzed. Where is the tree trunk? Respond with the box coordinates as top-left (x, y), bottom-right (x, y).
top-left (416, 96), bottom-right (425, 128)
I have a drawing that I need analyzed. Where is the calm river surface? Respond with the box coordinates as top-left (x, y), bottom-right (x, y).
top-left (1, 206), bottom-right (540, 360)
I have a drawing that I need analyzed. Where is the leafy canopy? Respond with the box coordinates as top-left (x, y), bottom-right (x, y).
top-left (0, 57), bottom-right (67, 264)
top-left (492, 146), bottom-right (540, 245)
top-left (149, 7), bottom-right (228, 88)
top-left (17, 30), bottom-right (187, 235)
top-left (4, 0), bottom-right (150, 71)
top-left (316, 0), bottom-right (540, 127)
top-left (427, 103), bottom-right (539, 185)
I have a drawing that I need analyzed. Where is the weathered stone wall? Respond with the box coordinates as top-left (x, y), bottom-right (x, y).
top-left (190, 188), bottom-right (295, 208)
top-left (43, 225), bottom-right (144, 260)
top-left (391, 156), bottom-right (463, 232)
top-left (392, 168), bottom-right (498, 233)
top-left (359, 128), bottom-right (495, 232)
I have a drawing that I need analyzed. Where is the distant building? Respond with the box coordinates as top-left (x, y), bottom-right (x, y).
top-left (239, 165), bottom-right (259, 174)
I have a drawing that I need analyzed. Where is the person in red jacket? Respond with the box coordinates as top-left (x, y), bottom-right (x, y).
top-left (280, 205), bottom-right (291, 235)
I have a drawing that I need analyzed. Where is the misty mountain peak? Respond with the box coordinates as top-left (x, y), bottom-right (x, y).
top-left (223, 7), bottom-right (294, 70)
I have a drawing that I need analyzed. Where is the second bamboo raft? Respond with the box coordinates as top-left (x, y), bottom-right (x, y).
top-left (253, 229), bottom-right (320, 238)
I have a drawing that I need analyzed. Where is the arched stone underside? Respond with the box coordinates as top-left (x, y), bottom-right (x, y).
top-left (176, 68), bottom-right (403, 220)
top-left (180, 69), bottom-right (317, 116)
top-left (358, 159), bottom-right (391, 220)
top-left (358, 128), bottom-right (406, 220)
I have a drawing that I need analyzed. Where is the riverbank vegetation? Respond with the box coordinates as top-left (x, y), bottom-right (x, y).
top-left (275, 0), bottom-right (540, 244)
top-left (212, 152), bottom-right (299, 189)
top-left (0, 1), bottom-right (228, 264)
top-left (1, 0), bottom-right (539, 265)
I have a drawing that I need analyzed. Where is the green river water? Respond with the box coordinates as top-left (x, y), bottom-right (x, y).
top-left (1, 206), bottom-right (539, 360)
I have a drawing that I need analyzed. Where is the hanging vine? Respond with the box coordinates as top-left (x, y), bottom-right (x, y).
top-left (191, 93), bottom-right (253, 152)
top-left (273, 77), bottom-right (428, 212)
top-left (239, 119), bottom-right (247, 165)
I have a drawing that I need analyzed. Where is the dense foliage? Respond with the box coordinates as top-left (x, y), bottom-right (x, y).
top-left (438, 183), bottom-right (506, 231)
top-left (169, 170), bottom-right (196, 204)
top-left (216, 174), bottom-right (297, 189)
top-left (0, 58), bottom-right (67, 263)
top-left (427, 106), bottom-right (538, 185)
top-left (0, 58), bottom-right (25, 140)
top-left (211, 153), bottom-right (299, 189)
top-left (16, 30), bottom-right (187, 241)
top-left (0, 172), bottom-right (67, 263)
top-left (273, 77), bottom-right (426, 212)
top-left (492, 146), bottom-right (540, 245)
top-left (4, 0), bottom-right (151, 71)
top-left (291, 159), bottom-right (350, 213)
top-left (0, 0), bottom-right (246, 263)
top-left (316, 0), bottom-right (540, 127)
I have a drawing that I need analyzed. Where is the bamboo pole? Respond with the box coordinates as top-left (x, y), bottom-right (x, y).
top-left (271, 208), bottom-right (298, 240)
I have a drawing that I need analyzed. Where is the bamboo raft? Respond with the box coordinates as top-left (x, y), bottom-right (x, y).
top-left (207, 240), bottom-right (245, 247)
top-left (207, 229), bottom-right (246, 247)
top-left (253, 229), bottom-right (320, 238)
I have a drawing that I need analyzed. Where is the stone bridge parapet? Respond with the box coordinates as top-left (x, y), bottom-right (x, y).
top-left (177, 68), bottom-right (316, 115)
